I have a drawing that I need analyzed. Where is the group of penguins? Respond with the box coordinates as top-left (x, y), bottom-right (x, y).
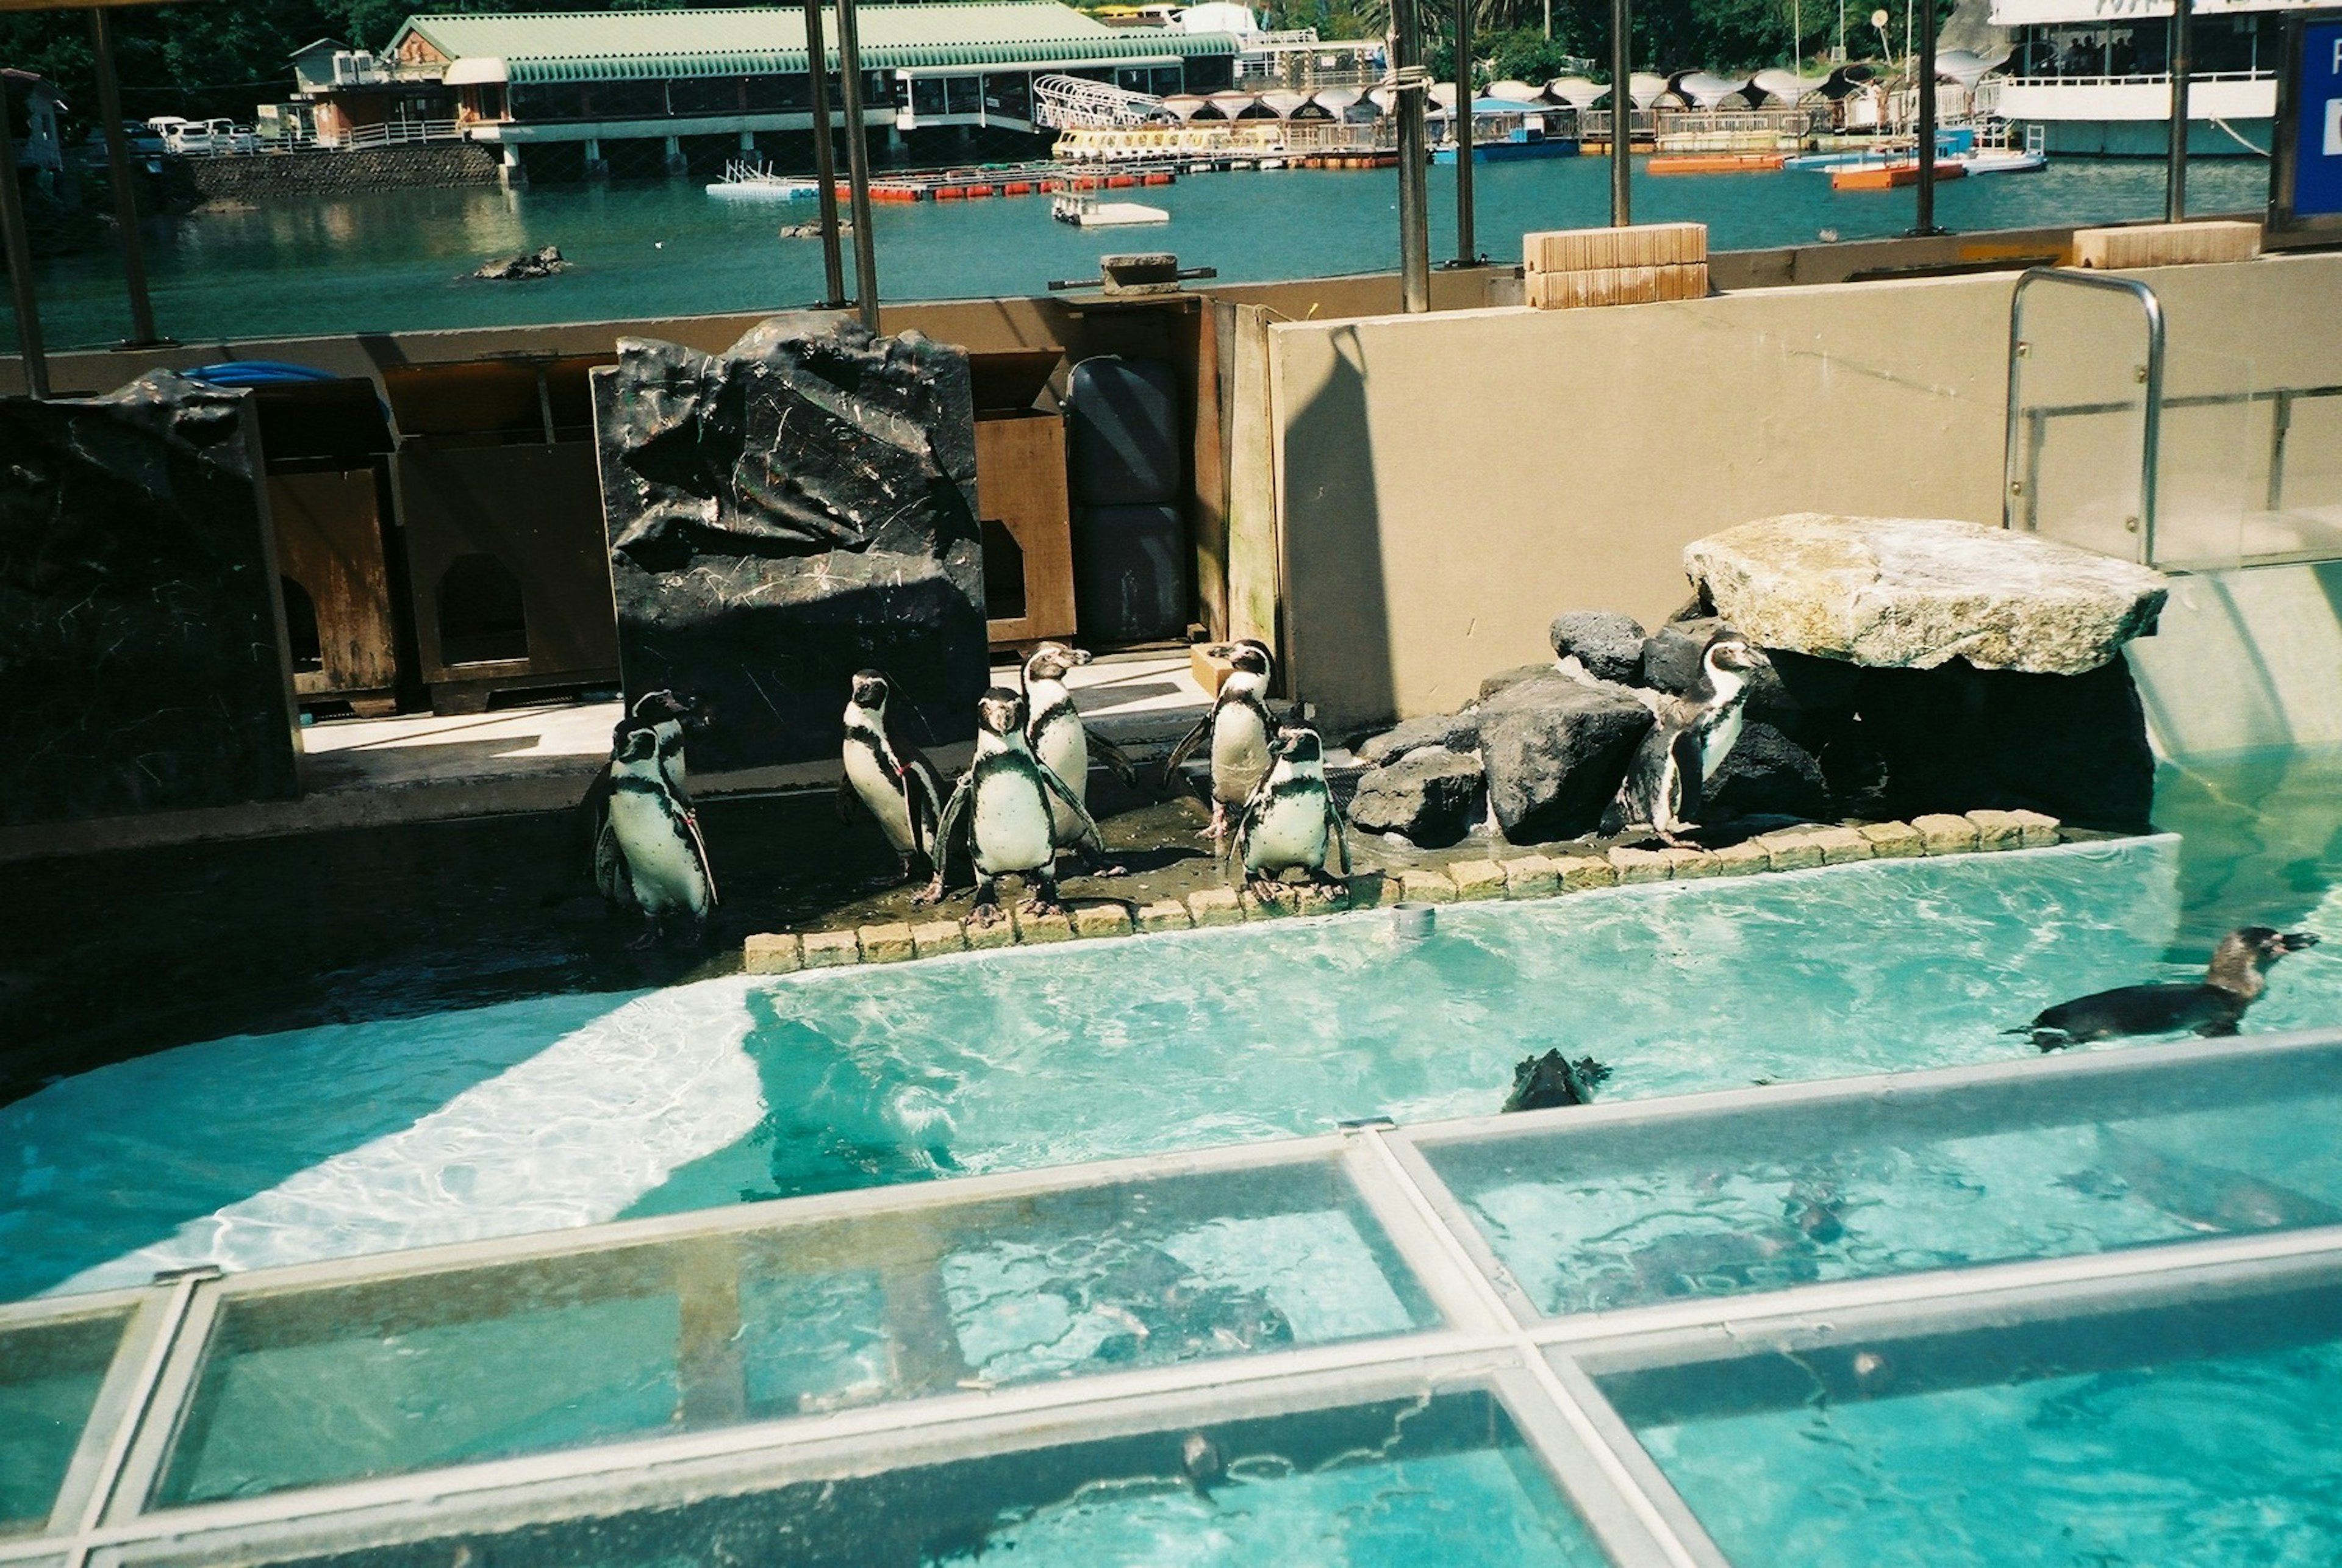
top-left (584, 637), bottom-right (1348, 944)
top-left (585, 628), bottom-right (2326, 1082)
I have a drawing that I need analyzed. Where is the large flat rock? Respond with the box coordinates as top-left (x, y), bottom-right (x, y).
top-left (1685, 514), bottom-right (2168, 676)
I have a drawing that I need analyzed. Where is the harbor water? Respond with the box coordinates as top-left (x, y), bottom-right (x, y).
top-left (23, 154), bottom-right (2269, 353)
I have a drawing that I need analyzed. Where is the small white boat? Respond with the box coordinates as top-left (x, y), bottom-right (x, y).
top-left (1960, 149), bottom-right (2047, 174)
top-left (705, 158), bottom-right (818, 200)
top-left (1051, 194), bottom-right (1170, 227)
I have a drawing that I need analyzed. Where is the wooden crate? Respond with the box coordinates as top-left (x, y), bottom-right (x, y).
top-left (1524, 221), bottom-right (1708, 273)
top-left (2074, 220), bottom-right (2261, 270)
top-left (270, 467), bottom-right (399, 714)
top-left (976, 412), bottom-right (1078, 650)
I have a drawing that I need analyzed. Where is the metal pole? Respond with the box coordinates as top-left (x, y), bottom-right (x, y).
top-left (91, 9), bottom-right (162, 346)
top-left (801, 0), bottom-right (847, 307)
top-left (0, 73), bottom-right (48, 399)
top-left (1391, 0), bottom-right (1431, 311)
top-left (833, 0), bottom-right (881, 331)
top-left (1911, 0), bottom-right (1940, 232)
top-left (1609, 0), bottom-right (1631, 226)
top-left (1453, 0), bottom-right (1474, 265)
top-left (2165, 0), bottom-right (2191, 221)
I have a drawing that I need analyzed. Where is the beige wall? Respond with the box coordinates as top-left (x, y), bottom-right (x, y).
top-left (1266, 252), bottom-right (2342, 734)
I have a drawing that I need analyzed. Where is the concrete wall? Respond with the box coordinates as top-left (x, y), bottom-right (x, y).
top-left (176, 144), bottom-right (504, 200)
top-left (1265, 251), bottom-right (2342, 734)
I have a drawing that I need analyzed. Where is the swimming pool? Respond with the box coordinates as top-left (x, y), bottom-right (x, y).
top-left (7, 825), bottom-right (2340, 1304)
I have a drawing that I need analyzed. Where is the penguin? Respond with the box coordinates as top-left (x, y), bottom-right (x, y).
top-left (926, 687), bottom-right (1106, 923)
top-left (839, 669), bottom-right (947, 882)
top-left (580, 689), bottom-right (707, 886)
top-left (1020, 642), bottom-right (1137, 872)
top-left (1605, 630), bottom-right (1771, 847)
top-left (1162, 639), bottom-right (1275, 840)
top-left (1228, 725), bottom-right (1348, 899)
top-left (2018, 926), bottom-right (2319, 1051)
top-left (1502, 1050), bottom-right (1612, 1112)
top-left (596, 725), bottom-right (718, 943)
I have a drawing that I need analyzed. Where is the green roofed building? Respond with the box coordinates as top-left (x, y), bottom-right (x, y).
top-left (346, 2), bottom-right (1240, 178)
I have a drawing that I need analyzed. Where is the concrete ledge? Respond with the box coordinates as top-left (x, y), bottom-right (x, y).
top-left (739, 815), bottom-right (2084, 972)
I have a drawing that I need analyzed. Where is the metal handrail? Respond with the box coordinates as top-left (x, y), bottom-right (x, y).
top-left (1998, 68), bottom-right (2273, 87)
top-left (2005, 266), bottom-right (2166, 565)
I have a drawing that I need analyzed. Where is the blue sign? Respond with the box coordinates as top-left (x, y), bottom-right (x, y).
top-left (2297, 19), bottom-right (2342, 218)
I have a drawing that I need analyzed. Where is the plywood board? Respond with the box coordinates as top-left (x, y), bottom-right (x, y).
top-left (975, 414), bottom-right (1077, 648)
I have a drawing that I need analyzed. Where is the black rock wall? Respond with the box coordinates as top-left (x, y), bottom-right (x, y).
top-left (0, 373), bottom-right (298, 826)
top-left (593, 315), bottom-right (988, 771)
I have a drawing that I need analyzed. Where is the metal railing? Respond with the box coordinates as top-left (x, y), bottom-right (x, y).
top-left (2005, 266), bottom-right (2166, 564)
top-left (318, 118), bottom-right (467, 151)
top-left (1998, 68), bottom-right (2274, 87)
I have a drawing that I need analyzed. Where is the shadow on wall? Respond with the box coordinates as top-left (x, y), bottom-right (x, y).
top-left (1277, 325), bottom-right (1395, 732)
top-left (2130, 560), bottom-right (2342, 760)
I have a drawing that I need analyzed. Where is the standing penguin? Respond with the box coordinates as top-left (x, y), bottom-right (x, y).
top-left (1230, 725), bottom-right (1348, 899)
top-left (1162, 640), bottom-right (1275, 840)
top-left (1021, 642), bottom-right (1136, 873)
top-left (926, 687), bottom-right (1107, 923)
top-left (1605, 630), bottom-right (1771, 846)
top-left (580, 689), bottom-right (707, 881)
top-left (596, 725), bottom-right (718, 944)
top-left (839, 669), bottom-right (947, 883)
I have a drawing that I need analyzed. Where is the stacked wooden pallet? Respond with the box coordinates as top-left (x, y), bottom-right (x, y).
top-left (1521, 221), bottom-right (1710, 309)
top-left (2072, 220), bottom-right (2261, 270)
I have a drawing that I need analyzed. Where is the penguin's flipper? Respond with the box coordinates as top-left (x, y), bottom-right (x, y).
top-left (1323, 796), bottom-right (1350, 878)
top-left (835, 771), bottom-right (860, 825)
top-left (1090, 729), bottom-right (1141, 789)
top-left (1669, 725), bottom-right (1706, 827)
top-left (1161, 704), bottom-right (1217, 789)
top-left (904, 753), bottom-right (948, 861)
top-left (680, 805), bottom-right (719, 909)
top-left (931, 771), bottom-right (975, 891)
top-left (593, 819), bottom-right (634, 911)
top-left (1037, 763), bottom-right (1108, 853)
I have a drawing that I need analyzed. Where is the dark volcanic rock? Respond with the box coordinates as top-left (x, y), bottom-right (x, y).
top-left (593, 314), bottom-right (987, 771)
top-left (1479, 663), bottom-right (1554, 702)
top-left (1347, 745), bottom-right (1485, 847)
top-left (0, 372), bottom-right (298, 825)
top-left (1358, 711), bottom-right (1480, 767)
top-left (1476, 673), bottom-right (1654, 842)
top-left (1706, 720), bottom-right (1832, 821)
top-left (473, 245), bottom-right (567, 280)
top-left (1548, 610), bottom-right (1647, 686)
top-left (1852, 658), bottom-right (2155, 830)
top-left (1642, 617), bottom-right (1722, 695)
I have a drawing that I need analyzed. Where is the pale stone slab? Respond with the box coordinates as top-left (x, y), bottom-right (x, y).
top-left (1136, 899), bottom-right (1192, 933)
top-left (1685, 514), bottom-right (2168, 676)
top-left (1609, 846), bottom-right (1673, 883)
top-left (911, 920), bottom-right (965, 956)
top-left (1912, 812), bottom-right (1980, 854)
top-left (743, 933), bottom-right (802, 974)
top-left (1014, 908), bottom-right (1075, 943)
top-left (800, 929), bottom-right (861, 968)
top-left (2005, 808), bottom-right (2062, 847)
top-left (858, 922), bottom-right (916, 963)
top-left (1808, 826), bottom-right (1875, 864)
top-left (1188, 887), bottom-right (1245, 926)
top-left (1752, 831), bottom-right (1822, 870)
top-left (1860, 821), bottom-right (1925, 859)
top-left (1664, 846), bottom-right (1720, 878)
top-left (1503, 854), bottom-right (1560, 898)
top-left (962, 914), bottom-right (1015, 950)
top-left (1449, 859), bottom-right (1508, 900)
top-left (1966, 809), bottom-right (2029, 851)
top-left (1400, 869), bottom-right (1457, 904)
top-left (1552, 853), bottom-right (1617, 891)
top-left (1074, 904), bottom-right (1133, 939)
top-left (1708, 840), bottom-right (1771, 875)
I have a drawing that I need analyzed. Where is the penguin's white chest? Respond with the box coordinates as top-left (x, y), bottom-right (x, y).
top-left (607, 787), bottom-right (709, 917)
top-left (972, 768), bottom-right (1056, 874)
top-left (1031, 705), bottom-right (1089, 835)
top-left (1245, 784), bottom-right (1328, 873)
top-left (845, 737), bottom-right (916, 852)
top-left (1211, 704), bottom-right (1270, 804)
top-left (1700, 707), bottom-right (1743, 782)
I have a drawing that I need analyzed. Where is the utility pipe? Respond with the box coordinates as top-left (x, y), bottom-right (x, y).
top-left (1391, 0), bottom-right (1431, 310)
top-left (2166, 0), bottom-right (2191, 221)
top-left (1453, 0), bottom-right (1474, 265)
top-left (1609, 0), bottom-right (1631, 225)
top-left (834, 0), bottom-right (881, 330)
top-left (802, 0), bottom-right (847, 307)
top-left (91, 8), bottom-right (162, 346)
top-left (0, 73), bottom-right (46, 399)
top-left (1911, 0), bottom-right (1941, 233)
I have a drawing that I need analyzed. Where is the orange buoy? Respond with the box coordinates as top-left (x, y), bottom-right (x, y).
top-left (1003, 180), bottom-right (1033, 195)
top-left (1107, 173), bottom-right (1136, 188)
top-left (1143, 171), bottom-right (1172, 185)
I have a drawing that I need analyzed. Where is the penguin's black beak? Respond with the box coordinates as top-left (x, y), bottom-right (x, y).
top-left (1069, 646), bottom-right (1095, 666)
top-left (2279, 931), bottom-right (2321, 952)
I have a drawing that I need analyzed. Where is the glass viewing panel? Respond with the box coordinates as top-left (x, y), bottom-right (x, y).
top-left (0, 1309), bottom-right (132, 1537)
top-left (151, 1160), bottom-right (1438, 1507)
top-left (1597, 1273), bottom-right (2342, 1567)
top-left (1422, 1047), bottom-right (2342, 1318)
top-left (179, 1391), bottom-right (1608, 1568)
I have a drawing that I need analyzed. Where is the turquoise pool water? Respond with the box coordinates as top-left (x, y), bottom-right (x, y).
top-left (5, 748), bottom-right (2340, 1305)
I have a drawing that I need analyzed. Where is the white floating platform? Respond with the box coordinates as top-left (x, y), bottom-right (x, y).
top-left (704, 177), bottom-right (819, 201)
top-left (1053, 197), bottom-right (1170, 227)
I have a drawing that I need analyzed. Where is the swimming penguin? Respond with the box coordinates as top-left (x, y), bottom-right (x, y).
top-left (1228, 725), bottom-right (1348, 898)
top-left (596, 724), bottom-right (718, 943)
top-left (1502, 1050), bottom-right (1612, 1112)
top-left (1163, 640), bottom-right (1275, 840)
top-left (1020, 642), bottom-right (1136, 872)
top-left (927, 687), bottom-right (1106, 923)
top-left (2018, 925), bottom-right (2319, 1050)
top-left (1604, 630), bottom-right (1771, 846)
top-left (839, 669), bottom-right (948, 883)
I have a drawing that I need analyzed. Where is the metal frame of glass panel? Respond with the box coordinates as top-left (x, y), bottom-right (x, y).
top-left (6, 1026), bottom-right (2341, 1568)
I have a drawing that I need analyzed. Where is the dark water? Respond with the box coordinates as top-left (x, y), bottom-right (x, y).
top-left (26, 156), bottom-right (2270, 353)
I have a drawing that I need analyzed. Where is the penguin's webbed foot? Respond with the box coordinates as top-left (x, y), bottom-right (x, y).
top-left (970, 900), bottom-right (1004, 928)
top-left (2032, 1029), bottom-right (2072, 1053)
top-left (1201, 803), bottom-right (1230, 841)
top-left (625, 925), bottom-right (661, 951)
top-left (1303, 872), bottom-right (1347, 901)
top-left (913, 878), bottom-right (945, 908)
top-left (1022, 893), bottom-right (1064, 918)
top-left (1246, 876), bottom-right (1287, 903)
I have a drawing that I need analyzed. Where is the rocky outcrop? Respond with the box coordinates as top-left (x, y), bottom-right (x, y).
top-left (1549, 610), bottom-right (1645, 686)
top-left (1476, 674), bottom-right (1653, 842)
top-left (0, 372), bottom-right (298, 823)
top-left (1705, 720), bottom-right (1832, 822)
top-left (1357, 711), bottom-right (1479, 767)
top-left (592, 313), bottom-right (986, 770)
top-left (1685, 514), bottom-right (2168, 677)
top-left (473, 245), bottom-right (567, 281)
top-left (1347, 745), bottom-right (1485, 847)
